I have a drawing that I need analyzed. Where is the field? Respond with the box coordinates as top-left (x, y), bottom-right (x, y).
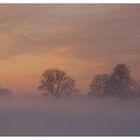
top-left (0, 95), bottom-right (140, 136)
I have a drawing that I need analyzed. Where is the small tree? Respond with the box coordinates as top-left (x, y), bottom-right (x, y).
top-left (89, 74), bottom-right (110, 96)
top-left (38, 68), bottom-right (77, 98)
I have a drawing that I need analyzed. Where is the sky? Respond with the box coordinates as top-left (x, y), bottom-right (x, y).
top-left (0, 4), bottom-right (140, 95)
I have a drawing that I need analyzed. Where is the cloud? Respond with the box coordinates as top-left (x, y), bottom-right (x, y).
top-left (0, 5), bottom-right (139, 57)
top-left (0, 4), bottom-right (140, 93)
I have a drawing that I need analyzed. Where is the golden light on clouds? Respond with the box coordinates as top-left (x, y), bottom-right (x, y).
top-left (0, 46), bottom-right (104, 94)
top-left (0, 4), bottom-right (140, 94)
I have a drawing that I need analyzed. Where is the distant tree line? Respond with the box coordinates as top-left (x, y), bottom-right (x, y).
top-left (89, 64), bottom-right (140, 100)
top-left (38, 64), bottom-right (140, 100)
top-left (0, 88), bottom-right (12, 97)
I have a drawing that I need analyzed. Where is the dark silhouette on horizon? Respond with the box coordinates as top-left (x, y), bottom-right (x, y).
top-left (89, 64), bottom-right (140, 100)
top-left (0, 88), bottom-right (12, 97)
top-left (38, 68), bottom-right (78, 99)
top-left (38, 64), bottom-right (140, 101)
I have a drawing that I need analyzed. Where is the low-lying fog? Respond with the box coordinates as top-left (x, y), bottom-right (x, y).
top-left (0, 95), bottom-right (140, 136)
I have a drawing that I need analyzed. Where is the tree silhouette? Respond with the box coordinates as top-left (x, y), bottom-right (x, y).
top-left (89, 74), bottom-right (110, 96)
top-left (89, 64), bottom-right (134, 99)
top-left (38, 68), bottom-right (77, 98)
top-left (109, 64), bottom-right (133, 98)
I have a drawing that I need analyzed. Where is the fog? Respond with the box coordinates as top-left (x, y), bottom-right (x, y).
top-left (0, 95), bottom-right (140, 136)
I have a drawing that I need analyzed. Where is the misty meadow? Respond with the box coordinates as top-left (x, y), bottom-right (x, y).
top-left (0, 4), bottom-right (140, 136)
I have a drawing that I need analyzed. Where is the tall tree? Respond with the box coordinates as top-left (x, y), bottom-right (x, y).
top-left (38, 68), bottom-right (77, 98)
top-left (89, 64), bottom-right (135, 99)
top-left (109, 64), bottom-right (133, 97)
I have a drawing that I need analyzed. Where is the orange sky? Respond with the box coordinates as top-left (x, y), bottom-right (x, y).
top-left (0, 4), bottom-right (140, 95)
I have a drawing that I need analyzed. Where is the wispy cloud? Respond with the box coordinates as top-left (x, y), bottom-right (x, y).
top-left (0, 4), bottom-right (140, 93)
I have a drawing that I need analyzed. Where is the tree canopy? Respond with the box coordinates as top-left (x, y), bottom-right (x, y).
top-left (89, 64), bottom-right (137, 99)
top-left (38, 68), bottom-right (77, 98)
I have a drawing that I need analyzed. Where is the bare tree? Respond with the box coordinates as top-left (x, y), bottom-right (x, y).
top-left (89, 74), bottom-right (110, 96)
top-left (38, 68), bottom-right (77, 98)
